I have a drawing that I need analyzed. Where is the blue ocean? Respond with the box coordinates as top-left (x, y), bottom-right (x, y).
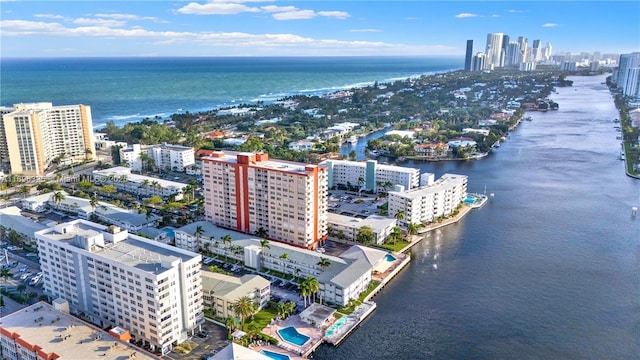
top-left (0, 57), bottom-right (462, 129)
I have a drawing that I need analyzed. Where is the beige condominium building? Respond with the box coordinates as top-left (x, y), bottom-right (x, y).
top-left (202, 151), bottom-right (328, 249)
top-left (0, 102), bottom-right (96, 175)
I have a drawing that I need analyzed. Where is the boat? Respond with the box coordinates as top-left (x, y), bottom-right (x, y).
top-left (525, 116), bottom-right (533, 121)
top-left (347, 136), bottom-right (358, 145)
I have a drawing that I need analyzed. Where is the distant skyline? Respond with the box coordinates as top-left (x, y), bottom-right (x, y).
top-left (0, 1), bottom-right (638, 58)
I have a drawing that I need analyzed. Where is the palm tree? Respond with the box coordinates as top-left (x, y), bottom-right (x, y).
top-left (316, 257), bottom-right (330, 271)
top-left (232, 295), bottom-right (257, 331)
top-left (52, 191), bottom-right (65, 206)
top-left (394, 209), bottom-right (405, 223)
top-left (259, 238), bottom-right (270, 271)
top-left (224, 315), bottom-right (236, 338)
top-left (0, 268), bottom-right (13, 307)
top-left (279, 252), bottom-right (289, 276)
top-left (299, 279), bottom-right (310, 308)
top-left (222, 235), bottom-right (232, 261)
top-left (89, 195), bottom-right (99, 213)
top-left (306, 276), bottom-right (320, 304)
top-left (391, 226), bottom-right (402, 246)
top-left (18, 185), bottom-right (30, 199)
top-left (255, 227), bottom-right (268, 239)
top-left (194, 225), bottom-right (204, 251)
top-left (407, 222), bottom-right (419, 239)
top-left (357, 176), bottom-right (365, 195)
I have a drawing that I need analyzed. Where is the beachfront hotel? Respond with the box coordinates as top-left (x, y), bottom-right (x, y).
top-left (34, 219), bottom-right (204, 355)
top-left (0, 301), bottom-right (158, 360)
top-left (0, 102), bottom-right (96, 175)
top-left (201, 151), bottom-right (328, 249)
top-left (321, 159), bottom-right (420, 193)
top-left (388, 173), bottom-right (468, 225)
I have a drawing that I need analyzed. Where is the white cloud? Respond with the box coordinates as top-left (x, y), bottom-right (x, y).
top-left (350, 28), bottom-right (381, 33)
top-left (34, 13), bottom-right (66, 19)
top-left (176, 1), bottom-right (261, 15)
top-left (73, 18), bottom-right (126, 27)
top-left (491, 14), bottom-right (501, 18)
top-left (455, 13), bottom-right (478, 18)
top-left (542, 23), bottom-right (559, 27)
top-left (260, 5), bottom-right (297, 13)
top-left (272, 9), bottom-right (316, 20)
top-left (93, 13), bottom-right (166, 23)
top-left (317, 11), bottom-right (350, 20)
top-left (507, 9), bottom-right (523, 13)
top-left (177, 1), bottom-right (349, 20)
top-left (0, 19), bottom-right (449, 55)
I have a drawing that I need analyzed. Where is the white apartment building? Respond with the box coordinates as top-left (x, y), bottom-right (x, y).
top-left (201, 272), bottom-right (270, 319)
top-left (0, 102), bottom-right (96, 175)
top-left (174, 223), bottom-right (372, 307)
top-left (388, 173), bottom-right (468, 226)
top-left (0, 302), bottom-right (158, 360)
top-left (35, 220), bottom-right (204, 355)
top-left (322, 159), bottom-right (420, 193)
top-left (327, 213), bottom-right (397, 245)
top-left (120, 143), bottom-right (195, 172)
top-left (202, 151), bottom-right (328, 249)
top-left (93, 167), bottom-right (187, 200)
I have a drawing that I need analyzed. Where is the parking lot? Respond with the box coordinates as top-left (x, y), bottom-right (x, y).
top-left (327, 190), bottom-right (384, 218)
top-left (163, 320), bottom-right (229, 360)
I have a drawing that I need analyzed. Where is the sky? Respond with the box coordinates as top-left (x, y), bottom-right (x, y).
top-left (0, 0), bottom-right (638, 58)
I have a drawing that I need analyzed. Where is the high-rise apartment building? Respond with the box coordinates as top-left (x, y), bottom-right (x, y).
top-left (617, 52), bottom-right (640, 97)
top-left (464, 40), bottom-right (474, 71)
top-left (0, 102), bottom-right (96, 175)
top-left (35, 220), bottom-right (203, 355)
top-left (517, 36), bottom-right (529, 64)
top-left (202, 151), bottom-right (328, 249)
top-left (500, 34), bottom-right (510, 67)
top-left (485, 33), bottom-right (504, 70)
top-left (472, 53), bottom-right (486, 71)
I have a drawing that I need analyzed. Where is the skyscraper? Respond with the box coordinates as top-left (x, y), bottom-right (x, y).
top-left (485, 33), bottom-right (504, 70)
top-left (500, 34), bottom-right (510, 67)
top-left (464, 40), bottom-right (474, 71)
top-left (532, 39), bottom-right (542, 62)
top-left (202, 151), bottom-right (328, 249)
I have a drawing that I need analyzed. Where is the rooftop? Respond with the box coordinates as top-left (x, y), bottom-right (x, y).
top-left (202, 151), bottom-right (321, 175)
top-left (0, 206), bottom-right (47, 236)
top-left (37, 220), bottom-right (199, 275)
top-left (389, 173), bottom-right (467, 199)
top-left (201, 272), bottom-right (270, 301)
top-left (327, 213), bottom-right (396, 233)
top-left (0, 302), bottom-right (157, 360)
top-left (93, 167), bottom-right (188, 189)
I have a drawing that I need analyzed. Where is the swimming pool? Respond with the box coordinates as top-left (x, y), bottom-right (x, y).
top-left (260, 350), bottom-right (291, 360)
top-left (277, 326), bottom-right (310, 346)
top-left (325, 316), bottom-right (348, 337)
top-left (464, 197), bottom-right (476, 204)
top-left (162, 227), bottom-right (175, 238)
top-left (385, 254), bottom-right (396, 262)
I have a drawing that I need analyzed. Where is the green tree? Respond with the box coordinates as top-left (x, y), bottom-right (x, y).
top-left (52, 191), bottom-right (65, 205)
top-left (259, 238), bottom-right (270, 271)
top-left (299, 279), bottom-right (310, 308)
top-left (232, 296), bottom-right (257, 330)
top-left (316, 257), bottom-right (330, 271)
top-left (279, 252), bottom-right (289, 275)
top-left (222, 235), bottom-right (232, 261)
top-left (225, 315), bottom-right (237, 338)
top-left (306, 276), bottom-right (320, 304)
top-left (356, 226), bottom-right (375, 245)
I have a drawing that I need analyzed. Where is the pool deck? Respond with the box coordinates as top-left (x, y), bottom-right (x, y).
top-left (261, 315), bottom-right (326, 358)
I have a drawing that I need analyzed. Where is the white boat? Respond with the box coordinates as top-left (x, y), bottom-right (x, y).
top-left (347, 136), bottom-right (358, 145)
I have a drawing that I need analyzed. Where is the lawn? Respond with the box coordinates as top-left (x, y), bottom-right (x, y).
top-left (245, 305), bottom-right (279, 330)
top-left (376, 240), bottom-right (411, 252)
